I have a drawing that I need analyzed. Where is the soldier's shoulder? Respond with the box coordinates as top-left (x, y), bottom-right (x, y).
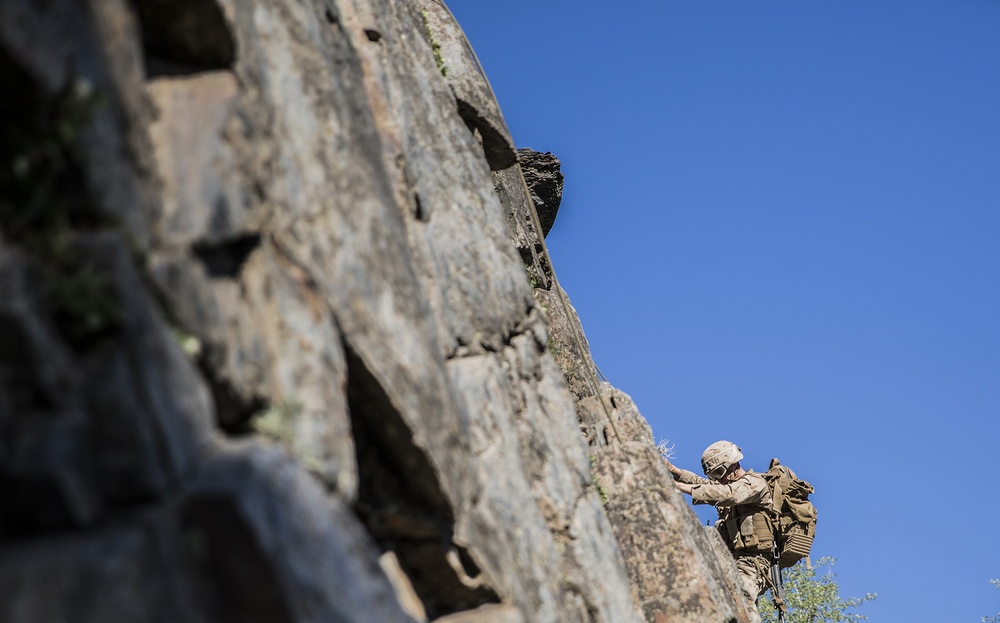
top-left (743, 470), bottom-right (769, 485)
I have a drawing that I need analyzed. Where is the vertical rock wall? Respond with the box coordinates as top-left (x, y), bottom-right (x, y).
top-left (498, 147), bottom-right (762, 623)
top-left (0, 0), bottom-right (756, 621)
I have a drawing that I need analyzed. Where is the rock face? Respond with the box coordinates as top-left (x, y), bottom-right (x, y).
top-left (0, 1), bottom-right (756, 622)
top-left (516, 149), bottom-right (564, 238)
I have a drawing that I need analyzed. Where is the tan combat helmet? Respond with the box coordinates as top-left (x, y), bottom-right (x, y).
top-left (701, 440), bottom-right (743, 480)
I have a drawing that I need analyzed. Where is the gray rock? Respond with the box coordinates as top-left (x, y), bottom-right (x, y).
top-left (493, 161), bottom-right (553, 291)
top-left (534, 285), bottom-right (600, 400)
top-left (0, 235), bottom-right (212, 532)
top-left (181, 441), bottom-right (415, 623)
top-left (415, 0), bottom-right (517, 170)
top-left (579, 386), bottom-right (762, 623)
top-left (77, 234), bottom-right (214, 503)
top-left (381, 551), bottom-right (430, 622)
top-left (0, 0), bottom-right (766, 621)
top-left (432, 604), bottom-right (525, 623)
top-left (0, 0), bottom-right (155, 246)
top-left (446, 322), bottom-right (642, 623)
top-left (0, 511), bottom-right (210, 623)
top-left (705, 527), bottom-right (764, 623)
top-left (146, 71), bottom-right (250, 248)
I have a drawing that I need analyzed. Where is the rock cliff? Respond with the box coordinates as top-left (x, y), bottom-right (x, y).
top-left (0, 1), bottom-right (759, 622)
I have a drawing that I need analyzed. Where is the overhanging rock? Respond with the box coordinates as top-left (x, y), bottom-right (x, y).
top-left (1, 0), bottom-right (761, 621)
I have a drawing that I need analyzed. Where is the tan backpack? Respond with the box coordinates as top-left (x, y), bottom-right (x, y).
top-left (763, 458), bottom-right (818, 568)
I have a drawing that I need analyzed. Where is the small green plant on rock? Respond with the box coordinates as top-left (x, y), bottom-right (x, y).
top-left (420, 10), bottom-right (449, 77)
top-left (251, 400), bottom-right (304, 445)
top-left (597, 482), bottom-right (609, 507)
top-left (525, 263), bottom-right (542, 289)
top-left (169, 325), bottom-right (203, 358)
top-left (589, 458), bottom-right (610, 507)
top-left (251, 400), bottom-right (329, 477)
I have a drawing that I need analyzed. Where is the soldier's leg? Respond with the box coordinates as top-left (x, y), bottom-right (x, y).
top-left (734, 554), bottom-right (769, 602)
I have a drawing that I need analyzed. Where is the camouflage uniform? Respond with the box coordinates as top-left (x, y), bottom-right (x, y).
top-left (674, 467), bottom-right (774, 602)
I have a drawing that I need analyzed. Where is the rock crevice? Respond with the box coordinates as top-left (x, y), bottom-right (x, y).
top-left (0, 1), bottom-right (757, 622)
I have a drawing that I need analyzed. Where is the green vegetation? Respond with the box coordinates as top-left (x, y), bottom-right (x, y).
top-left (597, 482), bottom-right (609, 507)
top-left (420, 10), bottom-right (449, 77)
top-left (0, 72), bottom-right (106, 240)
top-left (251, 400), bottom-right (327, 475)
top-left (169, 325), bottom-right (203, 358)
top-left (589, 457), bottom-right (609, 507)
top-left (0, 59), bottom-right (121, 349)
top-left (525, 263), bottom-right (542, 289)
top-left (251, 400), bottom-right (304, 444)
top-left (758, 558), bottom-right (876, 623)
top-left (41, 232), bottom-right (124, 347)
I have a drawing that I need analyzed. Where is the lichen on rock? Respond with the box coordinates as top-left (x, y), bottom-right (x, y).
top-left (0, 1), bottom-right (757, 622)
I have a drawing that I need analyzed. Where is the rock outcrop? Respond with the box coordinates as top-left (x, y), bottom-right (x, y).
top-left (0, 1), bottom-right (758, 622)
top-left (515, 149), bottom-right (563, 238)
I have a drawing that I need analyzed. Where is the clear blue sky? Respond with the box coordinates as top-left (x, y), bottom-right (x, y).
top-left (448, 1), bottom-right (1000, 621)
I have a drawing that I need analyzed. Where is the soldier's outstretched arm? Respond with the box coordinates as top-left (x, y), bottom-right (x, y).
top-left (662, 459), bottom-right (697, 495)
top-left (692, 474), bottom-right (768, 506)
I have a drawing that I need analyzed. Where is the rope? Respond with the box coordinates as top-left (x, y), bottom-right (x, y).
top-left (431, 0), bottom-right (620, 443)
top-left (512, 166), bottom-right (621, 443)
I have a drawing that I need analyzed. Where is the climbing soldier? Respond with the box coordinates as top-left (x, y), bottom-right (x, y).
top-left (663, 440), bottom-right (776, 605)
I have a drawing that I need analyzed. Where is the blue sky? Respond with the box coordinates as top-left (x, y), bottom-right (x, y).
top-left (448, 1), bottom-right (1000, 621)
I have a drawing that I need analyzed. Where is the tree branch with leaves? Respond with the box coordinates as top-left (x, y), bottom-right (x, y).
top-left (757, 558), bottom-right (876, 623)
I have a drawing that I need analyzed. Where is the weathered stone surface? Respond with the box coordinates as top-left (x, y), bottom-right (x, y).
top-left (0, 514), bottom-right (209, 623)
top-left (0, 0), bottom-right (156, 245)
top-left (446, 321), bottom-right (641, 622)
top-left (146, 71), bottom-right (249, 247)
top-left (416, 0), bottom-right (516, 170)
top-left (535, 285), bottom-right (600, 400)
top-left (335, 0), bottom-right (534, 355)
top-left (0, 235), bottom-right (213, 533)
top-left (705, 526), bottom-right (763, 622)
top-left (0, 248), bottom-right (100, 532)
top-left (382, 551), bottom-right (430, 622)
top-left (79, 235), bottom-right (214, 502)
top-left (492, 166), bottom-right (548, 286)
top-left (517, 149), bottom-right (564, 238)
top-left (433, 603), bottom-right (525, 623)
top-left (492, 150), bottom-right (564, 303)
top-left (1, 0), bottom-right (762, 621)
top-left (579, 386), bottom-right (762, 623)
top-left (181, 441), bottom-right (414, 623)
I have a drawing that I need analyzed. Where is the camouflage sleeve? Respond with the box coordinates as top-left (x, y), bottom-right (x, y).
top-left (690, 472), bottom-right (769, 508)
top-left (674, 467), bottom-right (712, 486)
